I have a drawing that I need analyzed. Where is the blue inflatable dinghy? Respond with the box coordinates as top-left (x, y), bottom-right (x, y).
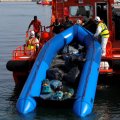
top-left (16, 25), bottom-right (102, 117)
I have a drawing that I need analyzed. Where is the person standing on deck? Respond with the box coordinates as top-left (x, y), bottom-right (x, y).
top-left (27, 16), bottom-right (41, 39)
top-left (46, 18), bottom-right (62, 35)
top-left (26, 31), bottom-right (39, 52)
top-left (94, 16), bottom-right (110, 57)
top-left (63, 16), bottom-right (73, 30)
top-left (83, 16), bottom-right (97, 34)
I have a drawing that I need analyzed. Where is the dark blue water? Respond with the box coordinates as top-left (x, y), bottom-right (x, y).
top-left (0, 2), bottom-right (120, 120)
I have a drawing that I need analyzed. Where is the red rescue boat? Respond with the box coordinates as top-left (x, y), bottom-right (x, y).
top-left (7, 0), bottom-right (120, 86)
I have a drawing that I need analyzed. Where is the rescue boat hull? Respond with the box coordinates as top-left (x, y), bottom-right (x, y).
top-left (6, 60), bottom-right (34, 85)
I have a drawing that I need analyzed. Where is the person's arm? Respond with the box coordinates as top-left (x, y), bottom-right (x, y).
top-left (25, 38), bottom-right (29, 45)
top-left (46, 23), bottom-right (54, 29)
top-left (94, 25), bottom-right (102, 37)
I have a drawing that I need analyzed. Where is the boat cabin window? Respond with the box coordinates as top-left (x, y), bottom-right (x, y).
top-left (112, 7), bottom-right (120, 40)
top-left (69, 6), bottom-right (93, 21)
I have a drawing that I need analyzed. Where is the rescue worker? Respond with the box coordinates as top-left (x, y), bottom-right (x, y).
top-left (63, 16), bottom-right (73, 30)
top-left (46, 18), bottom-right (62, 34)
top-left (26, 31), bottom-right (39, 53)
top-left (83, 16), bottom-right (97, 34)
top-left (27, 16), bottom-right (41, 39)
top-left (94, 16), bottom-right (110, 56)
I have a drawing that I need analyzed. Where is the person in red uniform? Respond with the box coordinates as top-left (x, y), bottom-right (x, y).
top-left (27, 16), bottom-right (41, 39)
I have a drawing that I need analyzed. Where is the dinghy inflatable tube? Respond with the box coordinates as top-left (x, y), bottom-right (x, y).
top-left (16, 25), bottom-right (102, 117)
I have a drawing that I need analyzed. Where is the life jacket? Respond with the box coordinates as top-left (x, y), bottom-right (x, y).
top-left (27, 37), bottom-right (39, 50)
top-left (98, 22), bottom-right (109, 38)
